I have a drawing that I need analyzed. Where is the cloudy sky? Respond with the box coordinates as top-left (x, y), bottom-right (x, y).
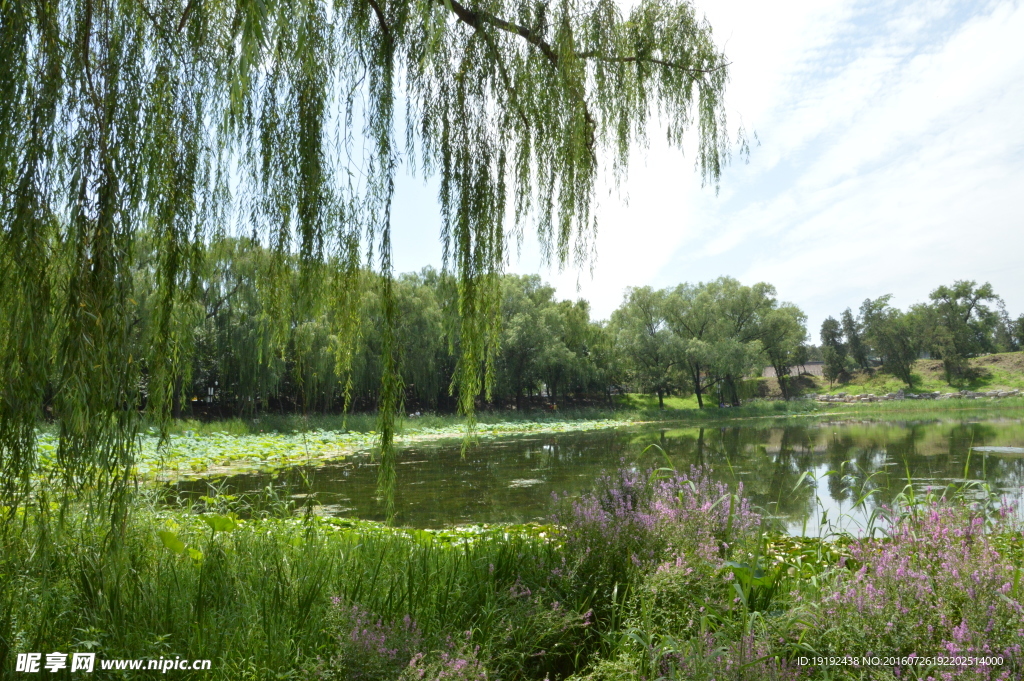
top-left (387, 0), bottom-right (1024, 340)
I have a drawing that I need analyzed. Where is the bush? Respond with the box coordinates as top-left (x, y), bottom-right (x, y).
top-left (805, 504), bottom-right (1024, 680)
top-left (313, 601), bottom-right (423, 680)
top-left (554, 465), bottom-right (760, 622)
top-left (398, 642), bottom-right (488, 681)
top-left (484, 585), bottom-right (595, 680)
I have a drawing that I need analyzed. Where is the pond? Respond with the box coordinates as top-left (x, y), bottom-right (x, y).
top-left (176, 417), bottom-right (1024, 535)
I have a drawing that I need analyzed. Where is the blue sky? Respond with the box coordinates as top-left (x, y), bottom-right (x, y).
top-left (386, 0), bottom-right (1024, 340)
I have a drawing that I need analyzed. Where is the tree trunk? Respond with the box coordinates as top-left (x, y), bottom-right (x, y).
top-left (776, 368), bottom-right (789, 399)
top-left (726, 374), bottom-right (740, 407)
top-left (657, 389), bottom-right (664, 410)
top-left (692, 365), bottom-right (704, 409)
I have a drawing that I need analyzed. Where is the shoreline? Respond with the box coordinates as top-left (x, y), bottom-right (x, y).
top-left (64, 397), bottom-right (1021, 482)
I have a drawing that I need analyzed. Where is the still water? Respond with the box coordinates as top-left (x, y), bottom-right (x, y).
top-left (179, 418), bottom-right (1024, 534)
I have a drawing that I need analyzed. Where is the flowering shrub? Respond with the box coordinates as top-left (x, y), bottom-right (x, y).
top-left (555, 465), bottom-right (760, 601)
top-left (582, 630), bottom-right (811, 681)
top-left (486, 584), bottom-right (596, 679)
top-left (807, 504), bottom-right (1024, 680)
top-left (398, 643), bottom-right (488, 681)
top-left (313, 600), bottom-right (423, 680)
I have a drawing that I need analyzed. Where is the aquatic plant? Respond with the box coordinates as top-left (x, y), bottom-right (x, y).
top-left (805, 503), bottom-right (1024, 680)
top-left (313, 602), bottom-right (423, 680)
top-left (554, 465), bottom-right (760, 622)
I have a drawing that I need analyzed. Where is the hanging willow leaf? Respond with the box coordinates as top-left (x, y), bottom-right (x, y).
top-left (1, 0), bottom-right (735, 523)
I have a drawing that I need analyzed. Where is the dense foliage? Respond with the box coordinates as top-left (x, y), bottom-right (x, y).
top-left (0, 0), bottom-right (738, 513)
top-left (71, 242), bottom-right (810, 418)
top-left (821, 280), bottom-right (1024, 387)
top-left (2, 464), bottom-right (1021, 680)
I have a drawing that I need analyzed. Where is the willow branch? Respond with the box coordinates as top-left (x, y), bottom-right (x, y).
top-left (575, 52), bottom-right (730, 75)
top-left (135, 0), bottom-right (159, 27)
top-left (177, 0), bottom-right (198, 32)
top-left (444, 0), bottom-right (559, 67)
top-left (365, 0), bottom-right (393, 47)
top-left (475, 28), bottom-right (530, 130)
top-left (441, 1), bottom-right (597, 154)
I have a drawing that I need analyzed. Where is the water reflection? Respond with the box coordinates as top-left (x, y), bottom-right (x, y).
top-left (176, 418), bottom-right (1024, 534)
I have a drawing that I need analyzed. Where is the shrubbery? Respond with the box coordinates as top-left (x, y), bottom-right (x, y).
top-left (301, 468), bottom-right (1024, 680)
top-left (554, 465), bottom-right (759, 615)
top-left (4, 466), bottom-right (1023, 681)
top-left (804, 505), bottom-right (1024, 680)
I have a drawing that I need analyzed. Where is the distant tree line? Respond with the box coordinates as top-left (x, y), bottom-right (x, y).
top-left (116, 238), bottom-right (816, 416)
top-left (124, 240), bottom-right (1021, 414)
top-left (819, 281), bottom-right (1024, 387)
top-left (611, 280), bottom-right (806, 407)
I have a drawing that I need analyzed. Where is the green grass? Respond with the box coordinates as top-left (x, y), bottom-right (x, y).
top-left (614, 393), bottom-right (703, 411)
top-left (0, 499), bottom-right (569, 681)
top-left (812, 351), bottom-right (1024, 395)
top-left (814, 395), bottom-right (1024, 418)
top-left (4, 456), bottom-right (1023, 680)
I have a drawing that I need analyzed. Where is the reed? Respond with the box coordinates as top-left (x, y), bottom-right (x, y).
top-left (2, 457), bottom-right (1022, 680)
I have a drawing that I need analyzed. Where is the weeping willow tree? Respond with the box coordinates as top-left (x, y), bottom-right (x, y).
top-left (1, 0), bottom-right (736, 520)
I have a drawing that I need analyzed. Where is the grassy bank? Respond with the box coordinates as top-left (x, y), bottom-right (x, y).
top-left (2, 469), bottom-right (1022, 680)
top-left (144, 394), bottom-right (1024, 438)
top-left (73, 397), bottom-right (1018, 481)
top-left (800, 351), bottom-right (1024, 396)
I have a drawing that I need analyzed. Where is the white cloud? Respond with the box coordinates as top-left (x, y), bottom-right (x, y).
top-left (655, 0), bottom-right (1024, 334)
top-left (389, 0), bottom-right (1024, 335)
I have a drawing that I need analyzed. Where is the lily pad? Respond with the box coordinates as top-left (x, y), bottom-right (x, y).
top-left (972, 446), bottom-right (1024, 455)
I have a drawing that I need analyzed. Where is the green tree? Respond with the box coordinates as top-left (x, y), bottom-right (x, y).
top-left (611, 287), bottom-right (682, 409)
top-left (542, 299), bottom-right (595, 404)
top-left (760, 304), bottom-right (808, 399)
top-left (822, 346), bottom-right (844, 389)
top-left (928, 281), bottom-right (1000, 382)
top-left (820, 317), bottom-right (845, 358)
top-left (994, 302), bottom-right (1022, 353)
top-left (663, 277), bottom-right (770, 408)
top-left (793, 344), bottom-right (810, 374)
top-left (495, 275), bottom-right (554, 410)
top-left (860, 295), bottom-right (919, 387)
top-left (842, 308), bottom-right (869, 370)
top-left (1, 0), bottom-right (736, 513)
top-left (1013, 314), bottom-right (1024, 352)
top-left (664, 281), bottom-right (721, 409)
top-left (586, 321), bottom-right (625, 406)
top-left (714, 280), bottom-right (779, 405)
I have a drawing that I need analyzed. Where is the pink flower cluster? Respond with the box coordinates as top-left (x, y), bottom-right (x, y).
top-left (402, 649), bottom-right (487, 681)
top-left (555, 465), bottom-right (760, 581)
top-left (315, 601), bottom-right (423, 680)
top-left (813, 503), bottom-right (1023, 680)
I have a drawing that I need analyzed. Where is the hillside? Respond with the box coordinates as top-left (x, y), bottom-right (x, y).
top-left (799, 351), bottom-right (1024, 396)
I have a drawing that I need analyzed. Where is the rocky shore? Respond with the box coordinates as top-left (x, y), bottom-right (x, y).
top-left (811, 388), bottom-right (1021, 403)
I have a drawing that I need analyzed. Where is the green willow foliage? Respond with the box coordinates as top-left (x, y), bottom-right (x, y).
top-left (1, 0), bottom-right (734, 518)
top-left (182, 263), bottom-right (611, 415)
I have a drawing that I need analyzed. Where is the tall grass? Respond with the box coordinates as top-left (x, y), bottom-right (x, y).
top-left (3, 457), bottom-right (1023, 680)
top-left (0, 490), bottom-right (581, 680)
